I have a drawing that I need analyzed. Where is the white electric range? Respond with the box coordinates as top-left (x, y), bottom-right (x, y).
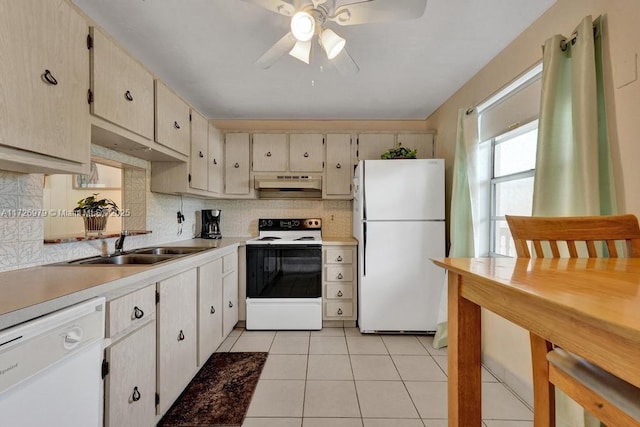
top-left (245, 218), bottom-right (323, 330)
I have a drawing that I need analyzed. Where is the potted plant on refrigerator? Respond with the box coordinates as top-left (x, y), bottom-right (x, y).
top-left (74, 193), bottom-right (120, 236)
top-left (381, 143), bottom-right (417, 159)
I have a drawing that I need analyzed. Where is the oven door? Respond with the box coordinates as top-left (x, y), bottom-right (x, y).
top-left (246, 244), bottom-right (322, 298)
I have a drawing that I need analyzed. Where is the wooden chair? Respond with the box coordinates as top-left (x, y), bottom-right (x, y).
top-left (506, 214), bottom-right (640, 427)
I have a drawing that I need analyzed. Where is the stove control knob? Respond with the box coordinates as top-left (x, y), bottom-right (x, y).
top-left (293, 220), bottom-right (300, 227)
top-left (267, 220), bottom-right (273, 226)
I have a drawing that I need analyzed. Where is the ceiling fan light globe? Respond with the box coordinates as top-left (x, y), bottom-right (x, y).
top-left (289, 40), bottom-right (312, 64)
top-left (321, 28), bottom-right (346, 59)
top-left (291, 11), bottom-right (315, 42)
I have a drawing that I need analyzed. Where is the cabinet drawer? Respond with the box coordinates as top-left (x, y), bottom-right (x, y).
top-left (325, 284), bottom-right (353, 300)
top-left (326, 301), bottom-right (353, 318)
top-left (106, 285), bottom-right (155, 337)
top-left (325, 265), bottom-right (353, 282)
top-left (223, 252), bottom-right (237, 274)
top-left (325, 248), bottom-right (353, 264)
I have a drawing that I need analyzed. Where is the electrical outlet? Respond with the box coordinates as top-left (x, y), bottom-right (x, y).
top-left (177, 211), bottom-right (185, 224)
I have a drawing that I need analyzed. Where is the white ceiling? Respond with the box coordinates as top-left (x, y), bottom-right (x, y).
top-left (72, 0), bottom-right (556, 121)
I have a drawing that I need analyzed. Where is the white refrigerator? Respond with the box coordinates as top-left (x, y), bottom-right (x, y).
top-left (353, 159), bottom-right (445, 333)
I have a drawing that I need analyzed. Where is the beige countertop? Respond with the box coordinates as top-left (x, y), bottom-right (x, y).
top-left (322, 236), bottom-right (358, 245)
top-left (0, 238), bottom-right (245, 331)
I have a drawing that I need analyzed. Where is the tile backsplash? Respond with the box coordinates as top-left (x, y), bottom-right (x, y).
top-left (0, 168), bottom-right (352, 272)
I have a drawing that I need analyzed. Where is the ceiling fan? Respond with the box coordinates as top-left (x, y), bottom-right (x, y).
top-left (242, 0), bottom-right (428, 75)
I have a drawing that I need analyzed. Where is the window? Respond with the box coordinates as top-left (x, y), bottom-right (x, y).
top-left (489, 121), bottom-right (538, 256)
top-left (476, 63), bottom-right (542, 257)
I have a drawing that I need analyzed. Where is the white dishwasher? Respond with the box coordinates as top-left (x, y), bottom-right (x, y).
top-left (0, 297), bottom-right (105, 427)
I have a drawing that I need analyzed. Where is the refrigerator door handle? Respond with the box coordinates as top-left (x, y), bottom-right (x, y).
top-left (363, 222), bottom-right (367, 277)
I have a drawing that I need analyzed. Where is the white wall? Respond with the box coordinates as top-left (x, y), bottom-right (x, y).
top-left (425, 0), bottom-right (640, 405)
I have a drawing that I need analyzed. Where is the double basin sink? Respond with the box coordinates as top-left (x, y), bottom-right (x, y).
top-left (60, 246), bottom-right (210, 266)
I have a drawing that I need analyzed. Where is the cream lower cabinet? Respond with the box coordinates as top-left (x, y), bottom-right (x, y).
top-left (197, 258), bottom-right (223, 366)
top-left (103, 284), bottom-right (156, 427)
top-left (157, 268), bottom-right (198, 415)
top-left (0, 0), bottom-right (90, 174)
top-left (323, 244), bottom-right (357, 323)
top-left (222, 251), bottom-right (239, 336)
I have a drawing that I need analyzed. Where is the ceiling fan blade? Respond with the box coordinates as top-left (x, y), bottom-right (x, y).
top-left (241, 0), bottom-right (295, 17)
top-left (331, 0), bottom-right (427, 26)
top-left (254, 32), bottom-right (298, 69)
top-left (332, 47), bottom-right (359, 75)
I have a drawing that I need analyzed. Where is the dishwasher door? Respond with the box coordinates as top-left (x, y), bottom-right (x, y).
top-left (0, 297), bottom-right (105, 427)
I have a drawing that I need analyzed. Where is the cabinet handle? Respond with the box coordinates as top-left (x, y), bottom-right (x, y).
top-left (336, 256), bottom-right (343, 262)
top-left (303, 152), bottom-right (309, 157)
top-left (336, 163), bottom-right (342, 169)
top-left (337, 308), bottom-right (343, 315)
top-left (210, 306), bottom-right (215, 314)
top-left (337, 273), bottom-right (344, 280)
top-left (337, 290), bottom-right (343, 297)
top-left (174, 121), bottom-right (181, 130)
top-left (42, 69), bottom-right (58, 85)
top-left (133, 306), bottom-right (144, 320)
top-left (213, 158), bottom-right (218, 165)
top-left (228, 301), bottom-right (233, 308)
top-left (178, 330), bottom-right (185, 341)
top-left (124, 90), bottom-right (133, 101)
top-left (131, 386), bottom-right (141, 402)
top-left (266, 151), bottom-right (272, 157)
top-left (233, 162), bottom-right (240, 168)
top-left (199, 151), bottom-right (204, 158)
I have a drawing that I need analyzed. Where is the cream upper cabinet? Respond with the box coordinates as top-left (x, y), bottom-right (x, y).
top-left (0, 0), bottom-right (90, 174)
top-left (324, 134), bottom-right (352, 198)
top-left (252, 133), bottom-right (288, 172)
top-left (290, 133), bottom-right (324, 172)
top-left (357, 134), bottom-right (395, 160)
top-left (189, 109), bottom-right (209, 191)
top-left (396, 133), bottom-right (435, 159)
top-left (90, 27), bottom-right (154, 140)
top-left (225, 133), bottom-right (251, 195)
top-left (157, 269), bottom-right (198, 415)
top-left (155, 80), bottom-right (191, 155)
top-left (208, 124), bottom-right (224, 195)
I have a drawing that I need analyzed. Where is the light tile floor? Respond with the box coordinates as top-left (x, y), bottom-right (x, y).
top-left (216, 327), bottom-right (533, 427)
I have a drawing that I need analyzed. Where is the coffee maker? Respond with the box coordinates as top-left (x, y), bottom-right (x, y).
top-left (201, 209), bottom-right (222, 239)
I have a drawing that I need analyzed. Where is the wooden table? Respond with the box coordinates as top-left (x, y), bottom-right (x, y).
top-left (432, 257), bottom-right (640, 426)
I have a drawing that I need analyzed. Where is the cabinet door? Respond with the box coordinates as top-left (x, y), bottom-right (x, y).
top-left (208, 124), bottom-right (224, 195)
top-left (189, 109), bottom-right (209, 191)
top-left (222, 270), bottom-right (239, 337)
top-left (90, 27), bottom-right (154, 140)
top-left (224, 133), bottom-right (250, 195)
top-left (290, 134), bottom-right (324, 172)
top-left (198, 258), bottom-right (223, 366)
top-left (252, 133), bottom-right (288, 171)
top-left (155, 80), bottom-right (191, 155)
top-left (357, 134), bottom-right (395, 160)
top-left (104, 320), bottom-right (156, 427)
top-left (157, 269), bottom-right (197, 415)
top-left (396, 133), bottom-right (434, 159)
top-left (325, 134), bottom-right (352, 196)
top-left (0, 0), bottom-right (89, 167)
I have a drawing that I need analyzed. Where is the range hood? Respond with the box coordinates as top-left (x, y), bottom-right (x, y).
top-left (254, 175), bottom-right (322, 199)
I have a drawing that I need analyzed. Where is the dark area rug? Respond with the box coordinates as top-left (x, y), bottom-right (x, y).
top-left (158, 352), bottom-right (268, 427)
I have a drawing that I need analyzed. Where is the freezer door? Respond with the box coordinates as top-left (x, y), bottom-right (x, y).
top-left (363, 159), bottom-right (444, 220)
top-left (358, 220), bottom-right (445, 332)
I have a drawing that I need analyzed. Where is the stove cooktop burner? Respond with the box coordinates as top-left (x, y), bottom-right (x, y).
top-left (294, 236), bottom-right (316, 241)
top-left (258, 236), bottom-right (281, 241)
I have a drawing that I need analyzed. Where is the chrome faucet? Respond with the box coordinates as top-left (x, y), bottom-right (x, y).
top-left (114, 231), bottom-right (128, 255)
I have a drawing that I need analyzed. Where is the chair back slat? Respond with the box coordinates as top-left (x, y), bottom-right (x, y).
top-left (506, 214), bottom-right (640, 259)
